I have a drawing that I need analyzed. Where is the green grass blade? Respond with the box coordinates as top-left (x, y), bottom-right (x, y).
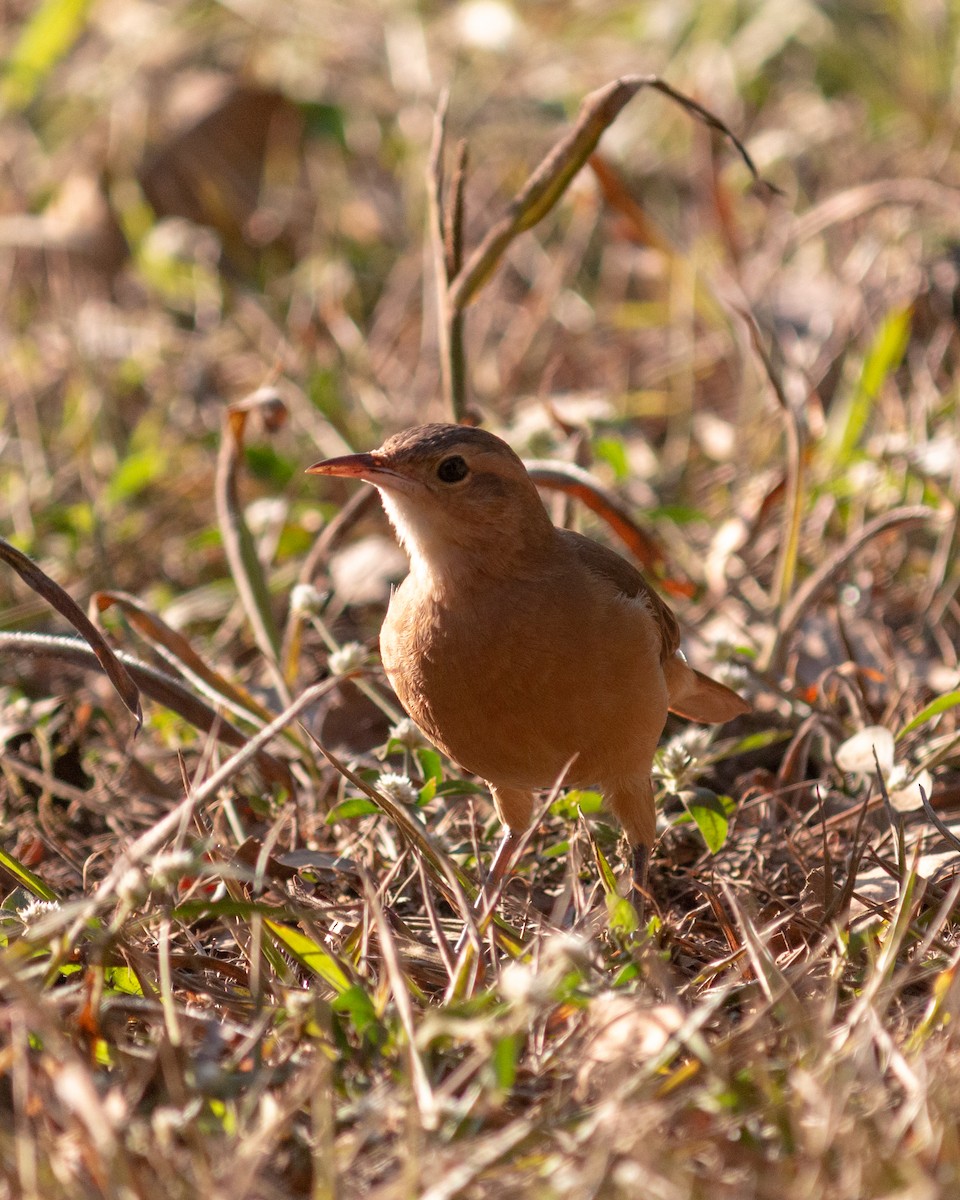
top-left (822, 305), bottom-right (911, 469)
top-left (0, 848), bottom-right (59, 902)
top-left (898, 690), bottom-right (960, 739)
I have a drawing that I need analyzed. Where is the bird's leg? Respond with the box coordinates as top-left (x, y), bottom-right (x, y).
top-left (455, 787), bottom-right (534, 953)
top-left (608, 775), bottom-right (656, 915)
top-left (454, 829), bottom-right (521, 954)
top-left (632, 842), bottom-right (649, 894)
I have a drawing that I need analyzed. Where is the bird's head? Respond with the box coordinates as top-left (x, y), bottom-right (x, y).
top-left (307, 423), bottom-right (553, 574)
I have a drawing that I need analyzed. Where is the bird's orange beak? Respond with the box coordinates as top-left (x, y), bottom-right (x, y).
top-left (306, 451), bottom-right (380, 480)
top-left (307, 451), bottom-right (414, 493)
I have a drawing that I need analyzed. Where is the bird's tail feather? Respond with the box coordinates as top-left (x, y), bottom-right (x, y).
top-left (664, 655), bottom-right (749, 723)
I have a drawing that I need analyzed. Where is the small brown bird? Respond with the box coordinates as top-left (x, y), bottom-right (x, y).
top-left (308, 424), bottom-right (748, 900)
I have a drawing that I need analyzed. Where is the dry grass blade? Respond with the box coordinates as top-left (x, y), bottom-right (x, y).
top-left (0, 536), bottom-right (142, 729)
top-left (445, 73), bottom-right (766, 314)
top-left (919, 784), bottom-right (960, 855)
top-left (311, 735), bottom-right (475, 902)
top-left (416, 854), bottom-right (457, 981)
top-left (94, 589), bottom-right (280, 728)
top-left (428, 87), bottom-right (470, 418)
top-left (0, 631), bottom-right (293, 790)
top-left (765, 505), bottom-right (942, 675)
top-left (790, 176), bottom-right (960, 245)
top-left (738, 309), bottom-right (808, 615)
top-left (427, 89), bottom-right (456, 416)
top-left (216, 388), bottom-right (289, 700)
top-left (418, 1119), bottom-right (533, 1200)
top-left (61, 681), bottom-right (333, 939)
top-left (361, 871), bottom-right (438, 1129)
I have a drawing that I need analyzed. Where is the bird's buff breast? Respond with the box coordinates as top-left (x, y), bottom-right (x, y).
top-left (379, 571), bottom-right (667, 790)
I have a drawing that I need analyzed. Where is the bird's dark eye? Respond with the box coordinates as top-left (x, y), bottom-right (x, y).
top-left (436, 455), bottom-right (469, 483)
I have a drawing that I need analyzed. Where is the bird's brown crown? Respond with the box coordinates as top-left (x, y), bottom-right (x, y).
top-left (375, 423), bottom-right (521, 469)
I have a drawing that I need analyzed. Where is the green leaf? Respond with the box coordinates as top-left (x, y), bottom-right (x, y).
top-left (103, 966), bottom-right (143, 996)
top-left (434, 779), bottom-right (487, 797)
top-left (265, 920), bottom-right (353, 995)
top-left (612, 962), bottom-right (640, 987)
top-left (593, 842), bottom-right (619, 896)
top-left (332, 984), bottom-right (380, 1039)
top-left (326, 797), bottom-right (380, 823)
top-left (711, 728), bottom-right (791, 760)
top-left (172, 898), bottom-right (293, 922)
top-left (418, 776), bottom-right (437, 805)
top-left (681, 788), bottom-right (730, 853)
top-left (107, 447), bottom-right (165, 503)
top-left (551, 788), bottom-right (603, 820)
top-left (542, 840), bottom-right (570, 859)
top-left (415, 747), bottom-right (444, 785)
top-left (593, 436), bottom-right (629, 481)
top-left (301, 102), bottom-right (347, 148)
top-left (606, 894), bottom-right (640, 935)
top-left (898, 690), bottom-right (960, 739)
top-left (244, 445), bottom-right (296, 487)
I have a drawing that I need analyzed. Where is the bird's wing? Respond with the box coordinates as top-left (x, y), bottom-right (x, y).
top-left (560, 528), bottom-right (750, 723)
top-left (559, 528), bottom-right (681, 660)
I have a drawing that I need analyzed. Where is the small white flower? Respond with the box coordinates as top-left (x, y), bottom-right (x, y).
top-left (245, 497), bottom-right (286, 536)
top-left (500, 959), bottom-right (556, 1005)
top-left (540, 931), bottom-right (592, 972)
top-left (656, 727), bottom-right (712, 790)
top-left (117, 866), bottom-right (146, 904)
top-left (328, 642), bottom-right (369, 676)
top-left (378, 773), bottom-right (419, 805)
top-left (290, 583), bottom-right (323, 615)
top-left (456, 0), bottom-right (519, 51)
top-left (886, 763), bottom-right (933, 813)
top-left (18, 898), bottom-right (61, 928)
